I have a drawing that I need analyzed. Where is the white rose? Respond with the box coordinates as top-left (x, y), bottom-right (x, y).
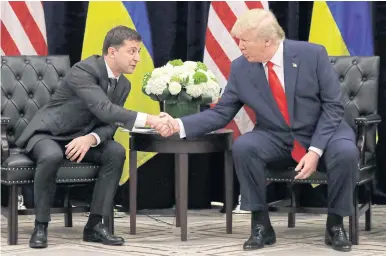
top-left (168, 81), bottom-right (182, 95)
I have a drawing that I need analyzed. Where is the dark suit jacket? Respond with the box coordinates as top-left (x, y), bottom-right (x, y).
top-left (181, 40), bottom-right (356, 151)
top-left (16, 55), bottom-right (138, 152)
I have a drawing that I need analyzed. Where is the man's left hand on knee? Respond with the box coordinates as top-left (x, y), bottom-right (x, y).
top-left (65, 135), bottom-right (95, 163)
top-left (294, 151), bottom-right (320, 179)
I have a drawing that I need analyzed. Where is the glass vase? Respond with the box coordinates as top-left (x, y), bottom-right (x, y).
top-left (163, 100), bottom-right (200, 118)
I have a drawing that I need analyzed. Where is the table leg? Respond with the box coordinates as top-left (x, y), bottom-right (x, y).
top-left (129, 150), bottom-right (137, 235)
top-left (224, 150), bottom-right (233, 234)
top-left (174, 154), bottom-right (180, 227)
top-left (177, 153), bottom-right (188, 241)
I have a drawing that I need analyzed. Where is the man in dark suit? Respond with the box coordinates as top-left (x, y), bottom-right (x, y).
top-left (158, 9), bottom-right (358, 252)
top-left (16, 26), bottom-right (171, 248)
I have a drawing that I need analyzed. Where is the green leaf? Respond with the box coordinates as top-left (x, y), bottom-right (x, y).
top-left (149, 94), bottom-right (159, 101)
top-left (143, 72), bottom-right (151, 86)
top-left (164, 98), bottom-right (178, 104)
top-left (178, 90), bottom-right (193, 102)
top-left (157, 88), bottom-right (172, 102)
top-left (142, 85), bottom-right (147, 95)
top-left (200, 95), bottom-right (213, 105)
top-left (181, 76), bottom-right (189, 86)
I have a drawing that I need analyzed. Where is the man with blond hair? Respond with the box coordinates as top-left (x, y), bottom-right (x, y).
top-left (158, 8), bottom-right (357, 252)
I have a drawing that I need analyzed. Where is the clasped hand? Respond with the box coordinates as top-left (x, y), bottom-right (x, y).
top-left (150, 112), bottom-right (179, 137)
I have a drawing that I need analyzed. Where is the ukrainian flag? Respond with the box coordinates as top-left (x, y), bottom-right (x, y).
top-left (309, 1), bottom-right (373, 56)
top-left (81, 1), bottom-right (160, 185)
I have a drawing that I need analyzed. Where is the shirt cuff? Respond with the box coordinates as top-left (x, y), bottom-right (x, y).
top-left (308, 146), bottom-right (323, 157)
top-left (134, 112), bottom-right (147, 128)
top-left (176, 118), bottom-right (186, 138)
top-left (89, 132), bottom-right (101, 147)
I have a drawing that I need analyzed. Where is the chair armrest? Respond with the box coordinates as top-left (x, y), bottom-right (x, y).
top-left (355, 114), bottom-right (382, 126)
top-left (1, 117), bottom-right (10, 162)
top-left (354, 114), bottom-right (381, 166)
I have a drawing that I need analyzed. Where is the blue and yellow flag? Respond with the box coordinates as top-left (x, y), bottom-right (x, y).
top-left (81, 1), bottom-right (160, 185)
top-left (309, 1), bottom-right (373, 56)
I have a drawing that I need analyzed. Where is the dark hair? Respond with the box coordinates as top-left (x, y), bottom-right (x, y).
top-left (102, 26), bottom-right (142, 55)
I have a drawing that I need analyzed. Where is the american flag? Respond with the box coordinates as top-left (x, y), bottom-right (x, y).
top-left (1, 1), bottom-right (48, 55)
top-left (204, 1), bottom-right (269, 139)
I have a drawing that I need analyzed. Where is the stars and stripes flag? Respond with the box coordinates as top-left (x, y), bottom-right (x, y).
top-left (1, 1), bottom-right (48, 56)
top-left (204, 1), bottom-right (269, 139)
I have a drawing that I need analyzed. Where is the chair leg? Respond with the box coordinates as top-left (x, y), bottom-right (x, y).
top-left (288, 184), bottom-right (297, 228)
top-left (129, 150), bottom-right (137, 235)
top-left (64, 187), bottom-right (73, 227)
top-left (349, 186), bottom-right (359, 245)
top-left (365, 183), bottom-right (372, 231)
top-left (8, 185), bottom-right (18, 245)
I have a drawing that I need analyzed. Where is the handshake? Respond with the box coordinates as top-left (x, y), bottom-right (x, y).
top-left (146, 112), bottom-right (180, 137)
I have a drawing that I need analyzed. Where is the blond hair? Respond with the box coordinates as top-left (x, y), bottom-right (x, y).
top-left (231, 8), bottom-right (285, 43)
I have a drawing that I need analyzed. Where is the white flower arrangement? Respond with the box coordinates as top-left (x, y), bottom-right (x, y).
top-left (142, 59), bottom-right (221, 104)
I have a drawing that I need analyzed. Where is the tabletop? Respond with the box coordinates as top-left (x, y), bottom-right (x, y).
top-left (128, 128), bottom-right (234, 154)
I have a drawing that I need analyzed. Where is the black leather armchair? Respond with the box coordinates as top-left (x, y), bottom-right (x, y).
top-left (265, 56), bottom-right (381, 245)
top-left (1, 56), bottom-right (113, 245)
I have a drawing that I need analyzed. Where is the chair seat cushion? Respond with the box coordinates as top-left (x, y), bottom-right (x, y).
top-left (1, 152), bottom-right (100, 185)
top-left (266, 156), bottom-right (375, 185)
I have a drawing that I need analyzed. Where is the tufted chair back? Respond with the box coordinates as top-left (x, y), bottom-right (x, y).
top-left (1, 56), bottom-right (70, 147)
top-left (330, 56), bottom-right (380, 163)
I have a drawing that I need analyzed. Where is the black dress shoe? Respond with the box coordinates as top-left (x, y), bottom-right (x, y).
top-left (83, 222), bottom-right (124, 245)
top-left (29, 222), bottom-right (48, 249)
top-left (243, 224), bottom-right (276, 251)
top-left (325, 225), bottom-right (352, 252)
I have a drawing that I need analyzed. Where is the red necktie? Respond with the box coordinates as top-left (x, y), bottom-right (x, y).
top-left (266, 61), bottom-right (306, 162)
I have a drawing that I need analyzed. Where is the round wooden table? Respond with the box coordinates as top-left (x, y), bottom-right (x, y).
top-left (129, 129), bottom-right (234, 241)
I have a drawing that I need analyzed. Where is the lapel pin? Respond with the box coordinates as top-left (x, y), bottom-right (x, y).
top-left (292, 63), bottom-right (297, 68)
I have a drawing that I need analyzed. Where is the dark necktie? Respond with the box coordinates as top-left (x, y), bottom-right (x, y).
top-left (107, 78), bottom-right (118, 96)
top-left (266, 61), bottom-right (306, 162)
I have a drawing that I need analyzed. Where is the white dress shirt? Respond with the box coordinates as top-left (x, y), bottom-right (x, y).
top-left (177, 42), bottom-right (323, 157)
top-left (89, 61), bottom-right (147, 147)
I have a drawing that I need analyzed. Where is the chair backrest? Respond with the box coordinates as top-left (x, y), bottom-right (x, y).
top-left (1, 55), bottom-right (71, 147)
top-left (329, 56), bottom-right (380, 156)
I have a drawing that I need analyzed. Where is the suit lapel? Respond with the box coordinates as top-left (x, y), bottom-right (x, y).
top-left (283, 40), bottom-right (299, 123)
top-left (247, 62), bottom-right (289, 124)
top-left (247, 62), bottom-right (264, 91)
top-left (97, 56), bottom-right (109, 93)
